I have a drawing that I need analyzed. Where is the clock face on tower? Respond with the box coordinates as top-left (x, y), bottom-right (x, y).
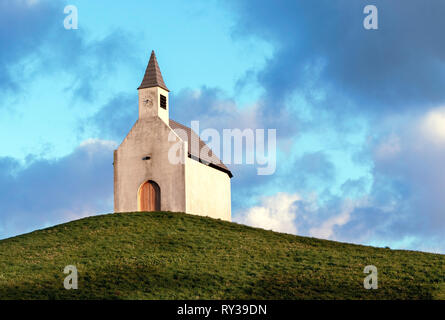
top-left (143, 92), bottom-right (155, 108)
top-left (143, 96), bottom-right (153, 108)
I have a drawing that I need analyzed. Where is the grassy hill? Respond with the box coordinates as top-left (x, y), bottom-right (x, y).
top-left (0, 211), bottom-right (443, 300)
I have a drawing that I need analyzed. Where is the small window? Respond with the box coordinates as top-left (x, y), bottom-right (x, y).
top-left (160, 94), bottom-right (167, 109)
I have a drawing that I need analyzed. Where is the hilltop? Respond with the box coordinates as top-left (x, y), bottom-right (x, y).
top-left (0, 212), bottom-right (443, 299)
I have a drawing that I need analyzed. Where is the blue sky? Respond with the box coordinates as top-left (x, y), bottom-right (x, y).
top-left (1, 0), bottom-right (444, 254)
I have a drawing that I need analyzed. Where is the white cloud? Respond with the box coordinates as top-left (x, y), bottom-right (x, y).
top-left (309, 198), bottom-right (367, 239)
top-left (236, 192), bottom-right (300, 234)
top-left (235, 192), bottom-right (371, 243)
top-left (80, 138), bottom-right (118, 149)
top-left (419, 107), bottom-right (445, 144)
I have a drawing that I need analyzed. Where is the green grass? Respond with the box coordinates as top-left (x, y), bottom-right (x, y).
top-left (0, 211), bottom-right (443, 299)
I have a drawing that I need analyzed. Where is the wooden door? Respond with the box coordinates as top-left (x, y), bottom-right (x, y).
top-left (139, 181), bottom-right (160, 211)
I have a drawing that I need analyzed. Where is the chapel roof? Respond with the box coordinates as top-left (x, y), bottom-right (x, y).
top-left (169, 119), bottom-right (233, 178)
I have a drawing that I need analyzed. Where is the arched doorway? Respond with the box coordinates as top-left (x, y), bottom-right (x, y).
top-left (138, 180), bottom-right (161, 211)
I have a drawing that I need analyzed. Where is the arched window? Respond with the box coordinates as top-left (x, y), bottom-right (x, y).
top-left (138, 180), bottom-right (161, 211)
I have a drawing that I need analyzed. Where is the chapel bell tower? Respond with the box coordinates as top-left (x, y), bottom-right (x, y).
top-left (137, 50), bottom-right (170, 124)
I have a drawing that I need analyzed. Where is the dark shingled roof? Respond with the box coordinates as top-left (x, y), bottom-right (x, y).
top-left (169, 119), bottom-right (233, 178)
top-left (138, 50), bottom-right (169, 91)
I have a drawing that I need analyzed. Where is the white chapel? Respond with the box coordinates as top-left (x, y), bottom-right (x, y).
top-left (113, 51), bottom-right (232, 221)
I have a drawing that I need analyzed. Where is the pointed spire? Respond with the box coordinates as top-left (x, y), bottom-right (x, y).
top-left (138, 50), bottom-right (169, 91)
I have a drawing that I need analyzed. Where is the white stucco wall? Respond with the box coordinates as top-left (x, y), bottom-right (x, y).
top-left (185, 157), bottom-right (231, 221)
top-left (114, 117), bottom-right (187, 213)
